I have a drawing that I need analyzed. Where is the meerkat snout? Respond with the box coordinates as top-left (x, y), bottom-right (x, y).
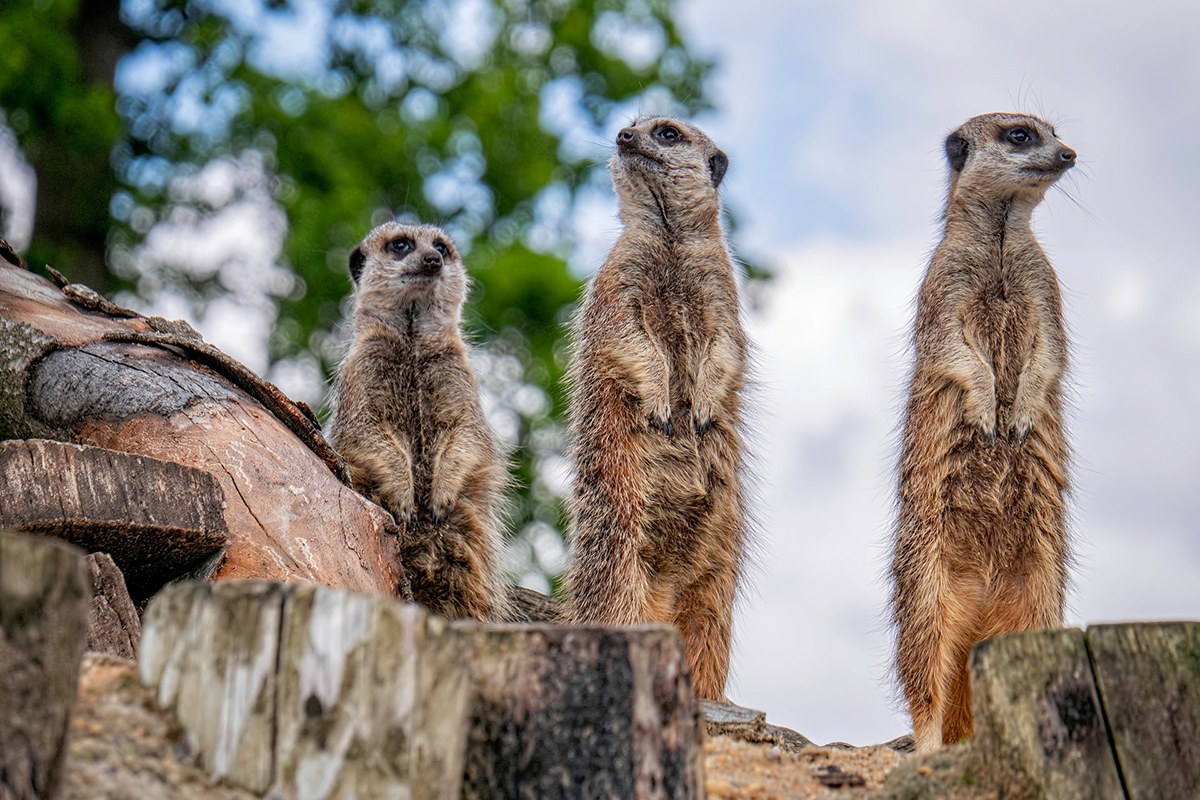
top-left (418, 249), bottom-right (443, 276)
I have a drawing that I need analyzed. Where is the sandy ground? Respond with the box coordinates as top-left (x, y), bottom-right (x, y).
top-left (704, 735), bottom-right (907, 799)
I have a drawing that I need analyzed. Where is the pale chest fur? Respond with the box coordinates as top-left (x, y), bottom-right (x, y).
top-left (925, 241), bottom-right (1061, 405)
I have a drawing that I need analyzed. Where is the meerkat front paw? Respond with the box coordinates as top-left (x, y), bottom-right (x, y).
top-left (966, 405), bottom-right (998, 444)
top-left (429, 488), bottom-right (456, 528)
top-left (1008, 405), bottom-right (1036, 443)
top-left (691, 402), bottom-right (716, 439)
top-left (644, 396), bottom-right (673, 437)
top-left (382, 486), bottom-right (417, 529)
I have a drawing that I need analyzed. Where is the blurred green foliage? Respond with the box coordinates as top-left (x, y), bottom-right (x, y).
top-left (0, 0), bottom-right (721, 586)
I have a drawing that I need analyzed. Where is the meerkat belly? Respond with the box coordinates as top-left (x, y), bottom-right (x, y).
top-left (966, 280), bottom-right (1035, 407)
top-left (380, 349), bottom-right (443, 505)
top-left (646, 288), bottom-right (707, 416)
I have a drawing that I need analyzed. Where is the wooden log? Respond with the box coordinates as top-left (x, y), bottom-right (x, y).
top-left (969, 628), bottom-right (1125, 800)
top-left (140, 581), bottom-right (285, 793)
top-left (0, 530), bottom-right (90, 800)
top-left (1087, 622), bottom-right (1200, 800)
top-left (454, 623), bottom-right (706, 800)
top-left (273, 584), bottom-right (468, 800)
top-left (0, 439), bottom-right (227, 600)
top-left (0, 259), bottom-right (407, 598)
top-left (139, 580), bottom-right (469, 800)
top-left (85, 553), bottom-right (141, 660)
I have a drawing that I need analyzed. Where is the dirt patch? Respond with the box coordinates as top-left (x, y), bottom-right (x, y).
top-left (704, 735), bottom-right (909, 799)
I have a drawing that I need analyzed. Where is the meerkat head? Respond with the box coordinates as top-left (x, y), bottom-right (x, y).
top-left (347, 221), bottom-right (467, 328)
top-left (944, 113), bottom-right (1076, 203)
top-left (609, 116), bottom-right (729, 219)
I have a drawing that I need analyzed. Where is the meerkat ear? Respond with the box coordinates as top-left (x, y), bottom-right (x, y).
top-left (348, 246), bottom-right (366, 284)
top-left (708, 150), bottom-right (729, 188)
top-left (945, 133), bottom-right (969, 172)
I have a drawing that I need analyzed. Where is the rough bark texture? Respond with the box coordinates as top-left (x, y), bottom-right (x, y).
top-left (968, 628), bottom-right (1124, 800)
top-left (85, 553), bottom-right (140, 660)
top-left (0, 260), bottom-right (407, 598)
top-left (454, 622), bottom-right (706, 800)
top-left (1088, 622), bottom-right (1200, 800)
top-left (139, 580), bottom-right (468, 800)
top-left (0, 439), bottom-right (227, 600)
top-left (0, 531), bottom-right (90, 800)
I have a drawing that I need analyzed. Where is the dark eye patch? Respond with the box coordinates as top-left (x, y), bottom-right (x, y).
top-left (653, 124), bottom-right (683, 143)
top-left (433, 240), bottom-right (450, 257)
top-left (385, 237), bottom-right (414, 256)
top-left (1004, 126), bottom-right (1037, 146)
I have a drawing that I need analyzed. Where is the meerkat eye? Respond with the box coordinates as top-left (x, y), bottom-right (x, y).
top-left (385, 237), bottom-right (414, 257)
top-left (433, 241), bottom-right (450, 257)
top-left (654, 125), bottom-right (682, 143)
top-left (1007, 128), bottom-right (1032, 144)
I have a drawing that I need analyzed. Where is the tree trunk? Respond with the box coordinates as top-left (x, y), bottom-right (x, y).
top-left (0, 260), bottom-right (406, 598)
top-left (0, 531), bottom-right (90, 800)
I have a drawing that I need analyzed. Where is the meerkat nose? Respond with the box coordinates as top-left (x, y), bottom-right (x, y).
top-left (617, 127), bottom-right (637, 146)
top-left (1059, 147), bottom-right (1077, 164)
top-left (422, 252), bottom-right (443, 272)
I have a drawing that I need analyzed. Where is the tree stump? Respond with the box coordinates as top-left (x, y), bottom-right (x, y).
top-left (85, 553), bottom-right (141, 660)
top-left (969, 628), bottom-right (1125, 800)
top-left (0, 439), bottom-right (227, 600)
top-left (139, 580), bottom-right (467, 800)
top-left (0, 530), bottom-right (90, 800)
top-left (454, 623), bottom-right (706, 800)
top-left (1088, 622), bottom-right (1200, 800)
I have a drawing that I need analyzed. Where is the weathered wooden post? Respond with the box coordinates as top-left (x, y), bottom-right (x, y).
top-left (0, 531), bottom-right (90, 800)
top-left (969, 628), bottom-right (1125, 800)
top-left (1088, 622), bottom-right (1200, 800)
top-left (139, 581), bottom-right (469, 800)
top-left (454, 623), bottom-right (706, 800)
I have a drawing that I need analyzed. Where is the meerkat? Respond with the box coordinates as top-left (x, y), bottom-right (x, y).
top-left (328, 222), bottom-right (511, 622)
top-left (891, 113), bottom-right (1077, 751)
top-left (562, 117), bottom-right (750, 700)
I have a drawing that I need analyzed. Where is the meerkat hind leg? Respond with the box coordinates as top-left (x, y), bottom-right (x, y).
top-left (903, 573), bottom-right (985, 752)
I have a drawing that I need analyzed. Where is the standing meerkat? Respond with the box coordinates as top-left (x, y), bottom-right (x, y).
top-left (891, 113), bottom-right (1077, 751)
top-left (328, 222), bottom-right (511, 622)
top-left (562, 116), bottom-right (750, 700)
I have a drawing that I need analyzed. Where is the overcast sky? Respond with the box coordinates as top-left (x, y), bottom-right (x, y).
top-left (656, 0), bottom-right (1200, 744)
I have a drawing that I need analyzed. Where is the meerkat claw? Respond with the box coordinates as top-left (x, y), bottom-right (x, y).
top-left (648, 414), bottom-right (673, 437)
